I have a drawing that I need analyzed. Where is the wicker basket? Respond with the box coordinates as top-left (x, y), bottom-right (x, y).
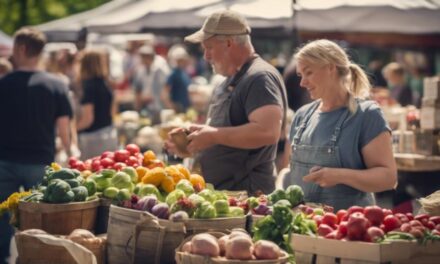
top-left (18, 199), bottom-right (99, 235)
top-left (419, 190), bottom-right (440, 216)
top-left (15, 232), bottom-right (105, 264)
top-left (175, 232), bottom-right (289, 264)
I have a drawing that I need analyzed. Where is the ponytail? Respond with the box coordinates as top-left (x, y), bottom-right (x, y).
top-left (348, 63), bottom-right (370, 99)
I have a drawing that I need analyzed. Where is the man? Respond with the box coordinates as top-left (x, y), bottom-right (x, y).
top-left (0, 27), bottom-right (72, 263)
top-left (166, 10), bottom-right (287, 195)
top-left (382, 62), bottom-right (413, 107)
top-left (133, 44), bottom-right (169, 123)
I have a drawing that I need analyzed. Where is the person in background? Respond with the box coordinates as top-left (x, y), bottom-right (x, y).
top-left (0, 58), bottom-right (12, 78)
top-left (133, 45), bottom-right (170, 123)
top-left (407, 66), bottom-right (425, 108)
top-left (382, 62), bottom-right (413, 107)
top-left (165, 10), bottom-right (287, 195)
top-left (0, 28), bottom-right (73, 263)
top-left (286, 39), bottom-right (397, 211)
top-left (162, 45), bottom-right (191, 113)
top-left (76, 49), bottom-right (117, 159)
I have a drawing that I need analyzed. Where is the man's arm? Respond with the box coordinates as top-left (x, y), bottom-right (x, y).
top-left (187, 104), bottom-right (282, 152)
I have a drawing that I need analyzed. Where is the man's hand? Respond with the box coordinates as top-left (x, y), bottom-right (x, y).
top-left (164, 127), bottom-right (192, 158)
top-left (187, 124), bottom-right (218, 154)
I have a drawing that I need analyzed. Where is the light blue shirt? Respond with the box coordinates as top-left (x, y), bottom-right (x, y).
top-left (289, 99), bottom-right (391, 170)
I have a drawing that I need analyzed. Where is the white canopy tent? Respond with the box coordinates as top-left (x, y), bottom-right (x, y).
top-left (36, 0), bottom-right (133, 42)
top-left (294, 0), bottom-right (440, 34)
top-left (36, 0), bottom-right (440, 42)
top-left (86, 0), bottom-right (294, 38)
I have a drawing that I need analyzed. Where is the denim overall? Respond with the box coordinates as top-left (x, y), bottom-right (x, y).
top-left (197, 55), bottom-right (276, 195)
top-left (290, 100), bottom-right (374, 211)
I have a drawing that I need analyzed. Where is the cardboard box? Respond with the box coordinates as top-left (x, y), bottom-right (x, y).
top-left (420, 106), bottom-right (440, 130)
top-left (414, 130), bottom-right (440, 156)
top-left (424, 77), bottom-right (440, 100)
top-left (291, 234), bottom-right (440, 264)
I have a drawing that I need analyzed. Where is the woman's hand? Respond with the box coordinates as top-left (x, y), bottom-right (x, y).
top-left (303, 167), bottom-right (340, 188)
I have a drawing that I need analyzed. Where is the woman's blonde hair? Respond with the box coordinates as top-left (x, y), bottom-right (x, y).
top-left (79, 49), bottom-right (108, 81)
top-left (294, 39), bottom-right (371, 102)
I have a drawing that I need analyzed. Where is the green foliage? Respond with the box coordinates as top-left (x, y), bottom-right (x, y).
top-left (0, 0), bottom-right (110, 35)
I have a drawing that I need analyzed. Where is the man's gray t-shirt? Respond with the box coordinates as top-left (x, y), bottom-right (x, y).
top-left (200, 56), bottom-right (287, 195)
top-left (289, 99), bottom-right (391, 170)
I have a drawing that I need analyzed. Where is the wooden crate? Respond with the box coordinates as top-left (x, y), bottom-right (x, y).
top-left (18, 199), bottom-right (99, 235)
top-left (291, 234), bottom-right (440, 264)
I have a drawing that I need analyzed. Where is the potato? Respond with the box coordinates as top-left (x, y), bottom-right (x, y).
top-left (229, 229), bottom-right (251, 240)
top-left (218, 235), bottom-right (229, 256)
top-left (182, 241), bottom-right (192, 253)
top-left (225, 236), bottom-right (253, 260)
top-left (254, 240), bottom-right (280, 260)
top-left (191, 233), bottom-right (220, 257)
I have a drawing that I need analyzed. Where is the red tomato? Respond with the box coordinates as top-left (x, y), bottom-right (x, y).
top-left (322, 212), bottom-right (338, 228)
top-left (318, 224), bottom-right (334, 237)
top-left (75, 161), bottom-right (86, 171)
top-left (338, 221), bottom-right (348, 237)
top-left (336, 209), bottom-right (348, 224)
top-left (429, 216), bottom-right (440, 225)
top-left (347, 212), bottom-right (369, 241)
top-left (101, 151), bottom-right (115, 160)
top-left (113, 162), bottom-right (126, 171)
top-left (424, 221), bottom-right (436, 230)
top-left (364, 226), bottom-right (384, 242)
top-left (364, 206), bottom-right (384, 226)
top-left (114, 150), bottom-right (130, 163)
top-left (100, 157), bottom-right (115, 168)
top-left (347, 206), bottom-right (364, 216)
top-left (68, 157), bottom-right (78, 167)
top-left (126, 156), bottom-right (139, 167)
top-left (125, 144), bottom-right (140, 155)
top-left (382, 215), bottom-right (402, 233)
top-left (382, 208), bottom-right (393, 217)
top-left (325, 230), bottom-right (338, 240)
top-left (313, 215), bottom-right (323, 227)
top-left (91, 159), bottom-right (101, 172)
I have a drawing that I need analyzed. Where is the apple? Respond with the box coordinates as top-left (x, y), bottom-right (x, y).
top-left (318, 224), bottom-right (334, 237)
top-left (364, 206), bottom-right (384, 226)
top-left (101, 151), bottom-right (115, 160)
top-left (100, 157), bottom-right (114, 168)
top-left (364, 226), bottom-right (384, 242)
top-left (126, 156), bottom-right (139, 167)
top-left (382, 215), bottom-right (401, 232)
top-left (114, 150), bottom-right (130, 163)
top-left (322, 213), bottom-right (338, 228)
top-left (68, 157), bottom-right (78, 168)
top-left (347, 212), bottom-right (369, 240)
top-left (347, 206), bottom-right (364, 216)
top-left (125, 144), bottom-right (140, 155)
top-left (75, 161), bottom-right (86, 171)
top-left (113, 162), bottom-right (126, 171)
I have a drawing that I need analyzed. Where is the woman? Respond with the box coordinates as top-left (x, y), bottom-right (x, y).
top-left (286, 40), bottom-right (397, 211)
top-left (76, 49), bottom-right (117, 159)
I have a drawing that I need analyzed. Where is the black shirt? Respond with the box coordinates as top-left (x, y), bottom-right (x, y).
top-left (80, 77), bottom-right (113, 133)
top-left (0, 71), bottom-right (73, 164)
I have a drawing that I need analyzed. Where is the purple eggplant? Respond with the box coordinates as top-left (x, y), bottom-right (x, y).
top-left (134, 195), bottom-right (158, 212)
top-left (151, 203), bottom-right (170, 219)
top-left (253, 204), bottom-right (271, 215)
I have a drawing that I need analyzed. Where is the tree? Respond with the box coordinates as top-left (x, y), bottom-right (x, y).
top-left (0, 0), bottom-right (110, 35)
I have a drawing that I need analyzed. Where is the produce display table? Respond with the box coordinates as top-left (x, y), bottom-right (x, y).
top-left (394, 153), bottom-right (440, 172)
